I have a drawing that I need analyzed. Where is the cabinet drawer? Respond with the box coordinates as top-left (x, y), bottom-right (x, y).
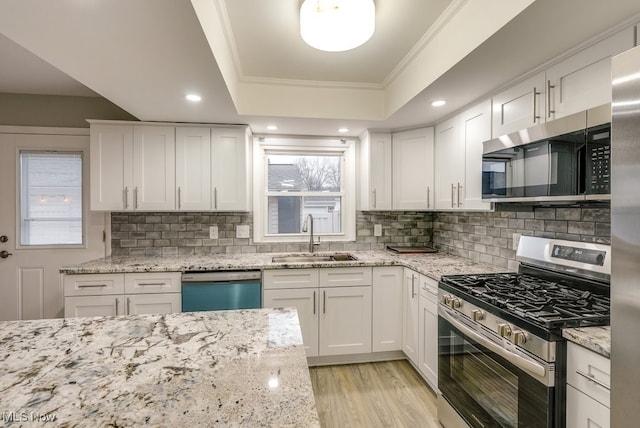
top-left (64, 274), bottom-right (125, 296)
top-left (419, 275), bottom-right (439, 304)
top-left (263, 269), bottom-right (319, 289)
top-left (124, 272), bottom-right (181, 294)
top-left (319, 267), bottom-right (372, 287)
top-left (566, 384), bottom-right (609, 428)
top-left (567, 342), bottom-right (610, 407)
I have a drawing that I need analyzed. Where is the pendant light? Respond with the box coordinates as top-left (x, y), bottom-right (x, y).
top-left (300, 0), bottom-right (375, 52)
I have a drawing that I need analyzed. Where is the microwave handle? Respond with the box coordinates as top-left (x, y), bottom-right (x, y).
top-left (577, 144), bottom-right (586, 194)
top-left (439, 306), bottom-right (547, 380)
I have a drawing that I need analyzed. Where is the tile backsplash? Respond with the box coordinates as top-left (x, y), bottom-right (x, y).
top-left (110, 211), bottom-right (434, 256)
top-left (110, 205), bottom-right (610, 271)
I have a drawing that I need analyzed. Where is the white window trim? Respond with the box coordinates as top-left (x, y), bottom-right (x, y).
top-left (253, 136), bottom-right (356, 244)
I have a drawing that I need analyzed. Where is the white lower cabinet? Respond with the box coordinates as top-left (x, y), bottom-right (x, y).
top-left (372, 266), bottom-right (403, 352)
top-left (418, 275), bottom-right (438, 391)
top-left (566, 342), bottom-right (610, 427)
top-left (64, 272), bottom-right (181, 318)
top-left (263, 267), bottom-right (372, 358)
top-left (402, 268), bottom-right (420, 364)
top-left (263, 287), bottom-right (319, 357)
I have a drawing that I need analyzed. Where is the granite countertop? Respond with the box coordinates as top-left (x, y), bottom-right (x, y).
top-left (562, 326), bottom-right (611, 358)
top-left (0, 309), bottom-right (319, 427)
top-left (59, 250), bottom-right (509, 281)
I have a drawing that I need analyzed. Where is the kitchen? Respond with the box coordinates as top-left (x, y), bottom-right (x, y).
top-left (0, 0), bottom-right (639, 426)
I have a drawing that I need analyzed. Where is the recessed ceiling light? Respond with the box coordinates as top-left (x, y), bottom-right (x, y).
top-left (266, 125), bottom-right (278, 131)
top-left (185, 94), bottom-right (202, 102)
top-left (338, 127), bottom-right (349, 133)
top-left (431, 100), bottom-right (446, 107)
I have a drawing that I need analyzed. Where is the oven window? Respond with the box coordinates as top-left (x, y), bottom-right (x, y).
top-left (451, 331), bottom-right (519, 427)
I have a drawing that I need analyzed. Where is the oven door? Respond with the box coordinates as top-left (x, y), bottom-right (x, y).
top-left (438, 306), bottom-right (554, 428)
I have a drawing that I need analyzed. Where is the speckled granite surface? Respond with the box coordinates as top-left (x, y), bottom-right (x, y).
top-left (563, 326), bottom-right (611, 358)
top-left (59, 250), bottom-right (509, 281)
top-left (0, 309), bottom-right (319, 427)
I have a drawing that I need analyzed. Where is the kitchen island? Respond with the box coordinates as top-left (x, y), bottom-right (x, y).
top-left (0, 309), bottom-right (319, 427)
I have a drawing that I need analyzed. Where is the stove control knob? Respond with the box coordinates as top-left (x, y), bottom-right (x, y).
top-left (442, 295), bottom-right (452, 305)
top-left (512, 330), bottom-right (528, 346)
top-left (450, 298), bottom-right (462, 309)
top-left (497, 323), bottom-right (512, 338)
top-left (471, 309), bottom-right (485, 321)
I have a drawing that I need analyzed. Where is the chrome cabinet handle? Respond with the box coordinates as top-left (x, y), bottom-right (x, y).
top-left (427, 186), bottom-right (430, 209)
top-left (457, 182), bottom-right (462, 208)
top-left (411, 274), bottom-right (416, 298)
top-left (313, 290), bottom-right (316, 315)
top-left (214, 187), bottom-right (218, 210)
top-left (451, 184), bottom-right (455, 208)
top-left (372, 188), bottom-right (377, 208)
top-left (138, 282), bottom-right (165, 286)
top-left (533, 87), bottom-right (541, 123)
top-left (0, 250), bottom-right (13, 259)
top-left (77, 283), bottom-right (107, 288)
top-left (124, 187), bottom-right (129, 209)
top-left (127, 297), bottom-right (131, 315)
top-left (575, 369), bottom-right (610, 391)
top-left (177, 186), bottom-right (181, 210)
top-left (134, 187), bottom-right (139, 209)
top-left (115, 298), bottom-right (119, 314)
top-left (547, 80), bottom-right (555, 118)
top-left (323, 290), bottom-right (326, 314)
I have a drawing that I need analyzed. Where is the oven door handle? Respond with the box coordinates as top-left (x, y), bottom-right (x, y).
top-left (439, 307), bottom-right (547, 380)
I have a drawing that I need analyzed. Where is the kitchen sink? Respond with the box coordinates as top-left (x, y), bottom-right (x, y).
top-left (271, 253), bottom-right (357, 263)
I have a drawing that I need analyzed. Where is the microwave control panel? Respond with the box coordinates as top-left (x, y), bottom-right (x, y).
top-left (588, 145), bottom-right (610, 193)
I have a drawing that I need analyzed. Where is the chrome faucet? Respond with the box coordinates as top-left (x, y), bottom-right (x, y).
top-left (302, 214), bottom-right (318, 253)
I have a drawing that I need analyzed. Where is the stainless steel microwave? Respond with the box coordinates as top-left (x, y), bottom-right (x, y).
top-left (482, 104), bottom-right (610, 203)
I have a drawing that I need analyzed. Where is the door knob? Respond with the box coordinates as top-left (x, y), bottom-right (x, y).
top-left (0, 250), bottom-right (13, 258)
top-left (0, 235), bottom-right (7, 243)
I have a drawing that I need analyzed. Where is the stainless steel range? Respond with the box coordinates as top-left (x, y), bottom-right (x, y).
top-left (437, 236), bottom-right (611, 428)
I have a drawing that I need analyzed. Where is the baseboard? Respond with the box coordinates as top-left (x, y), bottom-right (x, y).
top-left (307, 350), bottom-right (405, 366)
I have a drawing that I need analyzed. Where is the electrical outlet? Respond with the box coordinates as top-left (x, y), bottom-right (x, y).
top-left (512, 233), bottom-right (522, 251)
top-left (209, 226), bottom-right (218, 240)
top-left (374, 224), bottom-right (382, 237)
top-left (236, 225), bottom-right (250, 239)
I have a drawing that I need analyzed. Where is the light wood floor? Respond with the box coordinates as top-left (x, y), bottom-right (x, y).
top-left (309, 360), bottom-right (439, 428)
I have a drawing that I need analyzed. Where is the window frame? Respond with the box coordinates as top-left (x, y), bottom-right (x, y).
top-left (16, 149), bottom-right (88, 250)
top-left (253, 136), bottom-right (356, 244)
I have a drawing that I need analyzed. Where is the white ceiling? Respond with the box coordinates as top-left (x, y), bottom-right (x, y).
top-left (1, 0), bottom-right (640, 137)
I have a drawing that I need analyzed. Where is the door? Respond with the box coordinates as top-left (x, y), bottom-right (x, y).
top-left (372, 266), bottom-right (403, 352)
top-left (264, 288), bottom-right (319, 357)
top-left (0, 128), bottom-right (107, 321)
top-left (175, 127), bottom-right (211, 211)
top-left (319, 286), bottom-right (372, 356)
top-left (402, 269), bottom-right (419, 364)
top-left (392, 127), bottom-right (434, 210)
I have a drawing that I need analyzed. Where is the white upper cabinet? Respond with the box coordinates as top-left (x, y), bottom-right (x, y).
top-left (435, 100), bottom-right (492, 211)
top-left (132, 126), bottom-right (175, 211)
top-left (492, 72), bottom-right (546, 138)
top-left (175, 127), bottom-right (211, 211)
top-left (90, 124), bottom-right (133, 210)
top-left (359, 131), bottom-right (392, 210)
top-left (392, 127), bottom-right (434, 210)
top-left (547, 27), bottom-right (634, 120)
top-left (492, 27), bottom-right (634, 138)
top-left (211, 127), bottom-right (251, 211)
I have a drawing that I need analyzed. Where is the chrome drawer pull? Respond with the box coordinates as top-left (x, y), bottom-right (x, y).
top-left (575, 369), bottom-right (610, 391)
top-left (138, 282), bottom-right (166, 286)
top-left (78, 284), bottom-right (108, 288)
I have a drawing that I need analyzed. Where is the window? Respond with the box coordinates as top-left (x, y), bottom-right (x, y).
top-left (254, 137), bottom-right (355, 243)
top-left (19, 151), bottom-right (84, 246)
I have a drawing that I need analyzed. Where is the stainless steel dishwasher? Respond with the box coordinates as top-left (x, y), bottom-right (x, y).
top-left (181, 271), bottom-right (262, 312)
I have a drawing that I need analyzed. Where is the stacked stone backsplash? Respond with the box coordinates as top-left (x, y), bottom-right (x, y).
top-left (432, 205), bottom-right (610, 270)
top-left (110, 211), bottom-right (434, 256)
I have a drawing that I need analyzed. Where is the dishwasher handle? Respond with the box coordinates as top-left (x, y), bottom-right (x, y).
top-left (182, 271), bottom-right (261, 283)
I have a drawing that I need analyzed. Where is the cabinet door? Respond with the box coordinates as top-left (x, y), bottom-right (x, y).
top-left (402, 269), bottom-right (419, 364)
top-left (461, 100), bottom-right (492, 210)
top-left (372, 267), bottom-right (403, 352)
top-left (175, 127), bottom-right (211, 211)
top-left (90, 124), bottom-right (133, 210)
top-left (434, 116), bottom-right (462, 210)
top-left (392, 127), bottom-right (434, 210)
top-left (126, 293), bottom-right (181, 315)
top-left (566, 385), bottom-right (609, 428)
top-left (492, 73), bottom-right (546, 137)
top-left (132, 126), bottom-right (176, 211)
top-left (547, 27), bottom-right (634, 120)
top-left (211, 127), bottom-right (249, 211)
top-left (65, 295), bottom-right (124, 317)
top-left (361, 131), bottom-right (392, 210)
top-left (419, 286), bottom-right (438, 391)
top-left (264, 288), bottom-right (319, 357)
top-left (319, 286), bottom-right (372, 356)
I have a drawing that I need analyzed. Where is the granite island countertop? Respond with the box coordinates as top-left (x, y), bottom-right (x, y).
top-left (59, 250), bottom-right (509, 281)
top-left (0, 309), bottom-right (319, 427)
top-left (562, 326), bottom-right (611, 358)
